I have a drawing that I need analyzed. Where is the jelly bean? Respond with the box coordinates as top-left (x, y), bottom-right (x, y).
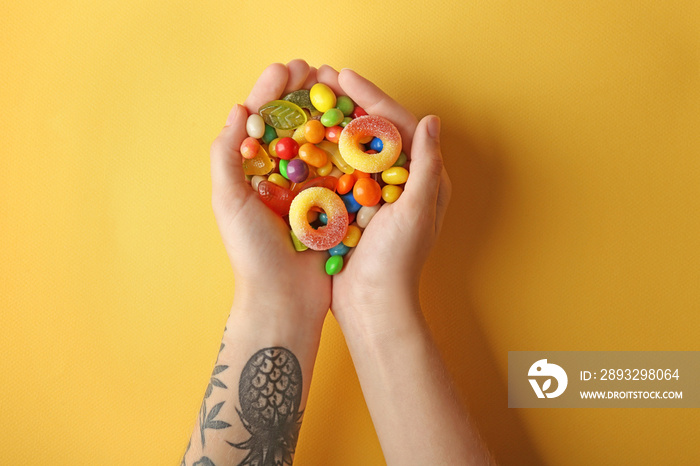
top-left (369, 137), bottom-right (383, 152)
top-left (290, 230), bottom-right (308, 251)
top-left (259, 100), bottom-right (307, 129)
top-left (275, 137), bottom-right (299, 160)
top-left (242, 144), bottom-right (274, 176)
top-left (329, 241), bottom-right (350, 256)
top-left (382, 184), bottom-right (403, 203)
top-left (353, 170), bottom-right (370, 180)
top-left (299, 176), bottom-right (338, 192)
top-left (342, 224), bottom-right (362, 247)
top-left (262, 124), bottom-right (277, 144)
top-left (337, 174), bottom-right (355, 195)
top-left (317, 140), bottom-right (354, 174)
top-left (258, 180), bottom-right (296, 216)
top-left (382, 167), bottom-right (409, 185)
top-left (329, 167), bottom-right (344, 179)
top-left (392, 151), bottom-right (407, 167)
top-left (287, 158), bottom-right (309, 183)
top-left (340, 117), bottom-right (352, 128)
top-left (356, 204), bottom-right (380, 228)
top-left (240, 136), bottom-right (260, 159)
top-left (318, 212), bottom-right (328, 224)
top-left (336, 95), bottom-right (355, 116)
top-left (292, 126), bottom-right (307, 146)
top-left (246, 114), bottom-right (265, 139)
top-left (309, 83), bottom-right (336, 112)
top-left (317, 160), bottom-right (333, 176)
top-left (340, 192), bottom-right (362, 213)
top-left (351, 106), bottom-right (368, 118)
top-left (304, 120), bottom-right (325, 144)
top-left (268, 138), bottom-right (280, 157)
top-left (299, 143), bottom-right (328, 168)
top-left (279, 159), bottom-right (289, 179)
top-left (321, 108), bottom-right (344, 127)
top-left (268, 173), bottom-right (290, 189)
top-left (353, 178), bottom-right (382, 206)
top-left (325, 125), bottom-right (342, 144)
top-left (251, 175), bottom-right (266, 191)
top-left (348, 211), bottom-right (356, 224)
top-left (325, 255), bottom-right (344, 275)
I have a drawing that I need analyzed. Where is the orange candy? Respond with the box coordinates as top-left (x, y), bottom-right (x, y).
top-left (240, 137), bottom-right (260, 159)
top-left (304, 120), bottom-right (325, 144)
top-left (353, 178), bottom-right (382, 206)
top-left (337, 174), bottom-right (355, 195)
top-left (353, 170), bottom-right (370, 180)
top-left (298, 143), bottom-right (329, 168)
top-left (325, 125), bottom-right (342, 143)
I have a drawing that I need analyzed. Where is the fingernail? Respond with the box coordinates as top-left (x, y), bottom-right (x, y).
top-left (428, 115), bottom-right (441, 139)
top-left (225, 104), bottom-right (244, 126)
top-left (340, 68), bottom-right (354, 74)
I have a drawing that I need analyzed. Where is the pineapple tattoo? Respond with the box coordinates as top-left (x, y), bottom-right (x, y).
top-left (228, 347), bottom-right (303, 466)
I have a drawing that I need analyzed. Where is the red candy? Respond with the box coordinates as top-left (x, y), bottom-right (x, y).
top-left (258, 180), bottom-right (296, 216)
top-left (276, 137), bottom-right (299, 160)
top-left (298, 175), bottom-right (338, 193)
top-left (325, 125), bottom-right (342, 144)
top-left (351, 106), bottom-right (368, 119)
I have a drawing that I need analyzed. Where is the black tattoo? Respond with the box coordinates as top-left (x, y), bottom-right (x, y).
top-left (228, 347), bottom-right (303, 466)
top-left (193, 457), bottom-right (216, 466)
top-left (199, 363), bottom-right (231, 446)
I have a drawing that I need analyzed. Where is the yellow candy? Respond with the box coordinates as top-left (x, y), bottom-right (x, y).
top-left (290, 230), bottom-right (308, 251)
top-left (242, 145), bottom-right (274, 176)
top-left (268, 138), bottom-right (280, 157)
top-left (292, 126), bottom-right (307, 146)
top-left (268, 173), bottom-right (290, 189)
top-left (317, 160), bottom-right (333, 176)
top-left (342, 224), bottom-right (362, 248)
top-left (275, 128), bottom-right (295, 138)
top-left (317, 140), bottom-right (354, 174)
top-left (309, 83), bottom-right (337, 112)
top-left (381, 167), bottom-right (409, 185)
top-left (381, 185), bottom-right (403, 203)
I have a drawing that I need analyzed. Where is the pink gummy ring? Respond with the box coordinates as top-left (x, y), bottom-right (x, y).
top-left (338, 115), bottom-right (402, 173)
top-left (289, 187), bottom-right (349, 251)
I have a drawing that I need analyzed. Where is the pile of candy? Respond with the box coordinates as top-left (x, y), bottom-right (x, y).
top-left (241, 83), bottom-right (409, 275)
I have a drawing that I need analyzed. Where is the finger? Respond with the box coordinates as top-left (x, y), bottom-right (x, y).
top-left (302, 66), bottom-right (318, 89)
top-left (337, 68), bottom-right (419, 152)
top-left (211, 104), bottom-right (250, 208)
top-left (317, 64), bottom-right (344, 96)
top-left (402, 115), bottom-right (443, 208)
top-left (283, 59), bottom-right (311, 95)
top-left (435, 166), bottom-right (452, 236)
top-left (243, 63), bottom-right (289, 114)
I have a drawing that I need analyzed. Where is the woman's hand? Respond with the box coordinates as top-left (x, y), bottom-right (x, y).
top-left (209, 61), bottom-right (330, 327)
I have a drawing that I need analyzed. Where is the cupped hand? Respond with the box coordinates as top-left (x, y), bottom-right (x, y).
top-left (313, 66), bottom-right (452, 321)
top-left (209, 60), bottom-right (330, 322)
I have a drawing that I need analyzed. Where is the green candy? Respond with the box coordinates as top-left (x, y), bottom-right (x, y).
top-left (392, 152), bottom-right (408, 167)
top-left (340, 117), bottom-right (353, 128)
top-left (325, 255), bottom-right (343, 275)
top-left (279, 159), bottom-right (289, 179)
top-left (335, 96), bottom-right (355, 116)
top-left (290, 230), bottom-right (308, 252)
top-left (321, 108), bottom-right (344, 127)
top-left (262, 124), bottom-right (277, 144)
top-left (259, 100), bottom-right (307, 130)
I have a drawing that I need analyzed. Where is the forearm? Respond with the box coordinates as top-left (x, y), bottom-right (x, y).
top-left (340, 294), bottom-right (492, 465)
top-left (182, 295), bottom-right (325, 466)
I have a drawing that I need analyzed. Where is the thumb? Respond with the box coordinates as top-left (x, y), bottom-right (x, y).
top-left (210, 104), bottom-right (250, 210)
top-left (402, 115), bottom-right (443, 208)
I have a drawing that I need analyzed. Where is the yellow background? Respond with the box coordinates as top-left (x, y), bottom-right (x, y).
top-left (2, 1), bottom-right (699, 464)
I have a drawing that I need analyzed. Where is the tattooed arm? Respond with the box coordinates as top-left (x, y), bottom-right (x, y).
top-left (326, 67), bottom-right (494, 465)
top-left (183, 61), bottom-right (331, 466)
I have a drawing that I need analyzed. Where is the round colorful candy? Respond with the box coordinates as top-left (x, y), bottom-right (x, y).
top-left (336, 96), bottom-right (355, 116)
top-left (240, 137), bottom-right (260, 159)
top-left (339, 115), bottom-right (402, 173)
top-left (309, 83), bottom-right (337, 112)
top-left (276, 137), bottom-right (299, 160)
top-left (286, 159), bottom-right (309, 183)
top-left (356, 204), bottom-right (380, 228)
top-left (381, 184), bottom-right (403, 203)
top-left (325, 255), bottom-right (344, 275)
top-left (382, 167), bottom-right (409, 185)
top-left (353, 178), bottom-right (382, 207)
top-left (328, 241), bottom-right (350, 256)
top-left (340, 192), bottom-right (362, 213)
top-left (289, 187), bottom-right (348, 251)
top-left (246, 114), bottom-right (265, 139)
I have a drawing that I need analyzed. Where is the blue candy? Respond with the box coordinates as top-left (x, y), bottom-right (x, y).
top-left (318, 212), bottom-right (328, 224)
top-left (340, 192), bottom-right (362, 213)
top-left (328, 242), bottom-right (350, 256)
top-left (369, 137), bottom-right (383, 152)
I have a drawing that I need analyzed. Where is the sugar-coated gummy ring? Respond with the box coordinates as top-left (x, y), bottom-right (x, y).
top-left (289, 187), bottom-right (349, 251)
top-left (338, 115), bottom-right (402, 173)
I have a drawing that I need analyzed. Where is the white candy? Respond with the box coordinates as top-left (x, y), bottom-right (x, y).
top-left (356, 204), bottom-right (381, 229)
top-left (246, 114), bottom-right (265, 139)
top-left (250, 175), bottom-right (266, 191)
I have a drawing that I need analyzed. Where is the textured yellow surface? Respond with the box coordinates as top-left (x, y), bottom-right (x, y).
top-left (2, 1), bottom-right (699, 465)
